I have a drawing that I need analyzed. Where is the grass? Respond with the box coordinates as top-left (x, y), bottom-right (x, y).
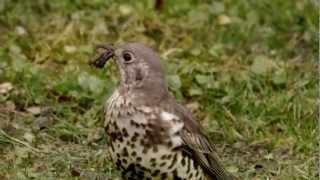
top-left (0, 0), bottom-right (318, 179)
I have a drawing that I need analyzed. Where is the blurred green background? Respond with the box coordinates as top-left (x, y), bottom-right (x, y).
top-left (0, 0), bottom-right (318, 179)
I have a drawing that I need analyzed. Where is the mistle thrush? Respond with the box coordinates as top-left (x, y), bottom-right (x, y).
top-left (90, 43), bottom-right (234, 180)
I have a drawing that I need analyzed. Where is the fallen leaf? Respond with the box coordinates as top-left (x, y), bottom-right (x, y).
top-left (5, 101), bottom-right (16, 111)
top-left (227, 165), bottom-right (239, 173)
top-left (0, 82), bottom-right (13, 94)
top-left (218, 15), bottom-right (231, 25)
top-left (15, 26), bottom-right (27, 36)
top-left (9, 44), bottom-right (22, 54)
top-left (186, 101), bottom-right (200, 112)
top-left (195, 74), bottom-right (210, 85)
top-left (119, 4), bottom-right (132, 16)
top-left (190, 48), bottom-right (201, 56)
top-left (251, 55), bottom-right (276, 75)
top-left (211, 2), bottom-right (225, 14)
top-left (64, 45), bottom-right (77, 54)
top-left (168, 75), bottom-right (181, 90)
top-left (87, 128), bottom-right (104, 143)
top-left (272, 69), bottom-right (287, 85)
top-left (209, 44), bottom-right (223, 58)
top-left (78, 72), bottom-right (104, 94)
top-left (189, 87), bottom-right (203, 96)
top-left (23, 132), bottom-right (34, 143)
top-left (264, 153), bottom-right (274, 160)
top-left (26, 106), bottom-right (41, 115)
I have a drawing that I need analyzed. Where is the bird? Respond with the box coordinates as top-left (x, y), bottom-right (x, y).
top-left (90, 42), bottom-right (235, 180)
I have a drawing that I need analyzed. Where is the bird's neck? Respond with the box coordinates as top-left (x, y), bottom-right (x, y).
top-left (118, 80), bottom-right (169, 106)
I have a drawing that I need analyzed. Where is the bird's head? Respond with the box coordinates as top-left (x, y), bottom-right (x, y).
top-left (90, 42), bottom-right (168, 102)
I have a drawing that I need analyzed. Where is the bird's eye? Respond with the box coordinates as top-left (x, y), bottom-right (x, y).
top-left (123, 52), bottom-right (133, 62)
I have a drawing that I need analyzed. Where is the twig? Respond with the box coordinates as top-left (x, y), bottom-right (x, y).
top-left (0, 129), bottom-right (44, 154)
top-left (222, 106), bottom-right (237, 123)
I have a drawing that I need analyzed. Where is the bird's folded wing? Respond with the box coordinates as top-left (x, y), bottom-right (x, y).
top-left (174, 103), bottom-right (234, 180)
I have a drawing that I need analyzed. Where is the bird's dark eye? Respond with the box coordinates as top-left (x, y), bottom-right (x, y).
top-left (123, 52), bottom-right (132, 62)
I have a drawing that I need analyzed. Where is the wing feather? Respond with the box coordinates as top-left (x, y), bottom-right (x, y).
top-left (173, 102), bottom-right (234, 180)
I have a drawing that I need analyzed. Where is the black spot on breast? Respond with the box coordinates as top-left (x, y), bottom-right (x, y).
top-left (160, 173), bottom-right (167, 179)
top-left (173, 169), bottom-right (182, 180)
top-left (159, 162), bottom-right (166, 167)
top-left (126, 163), bottom-right (136, 173)
top-left (167, 141), bottom-right (173, 147)
top-left (166, 154), bottom-right (172, 160)
top-left (118, 135), bottom-right (124, 142)
top-left (123, 147), bottom-right (129, 157)
top-left (136, 157), bottom-right (142, 162)
top-left (136, 170), bottom-right (145, 179)
top-left (122, 158), bottom-right (127, 164)
top-left (152, 146), bottom-right (158, 153)
top-left (130, 120), bottom-right (136, 126)
top-left (122, 128), bottom-right (129, 137)
top-left (109, 132), bottom-right (117, 141)
top-left (188, 172), bottom-right (194, 179)
top-left (140, 166), bottom-right (148, 171)
top-left (145, 129), bottom-right (165, 145)
top-left (131, 132), bottom-right (139, 142)
top-left (186, 158), bottom-right (191, 173)
top-left (110, 142), bottom-right (115, 151)
top-left (150, 158), bottom-right (157, 167)
top-left (116, 159), bottom-right (121, 168)
top-left (140, 138), bottom-right (152, 149)
top-left (152, 169), bottom-right (160, 177)
top-left (109, 111), bottom-right (114, 118)
top-left (195, 169), bottom-right (200, 177)
top-left (130, 120), bottom-right (143, 129)
top-left (140, 138), bottom-right (146, 146)
top-left (131, 151), bottom-right (137, 156)
top-left (104, 124), bottom-right (109, 132)
top-left (160, 155), bottom-right (166, 160)
top-left (113, 122), bottom-right (119, 130)
top-left (168, 153), bottom-right (177, 169)
top-left (142, 147), bottom-right (149, 154)
top-left (181, 156), bottom-right (186, 166)
top-left (147, 123), bottom-right (154, 129)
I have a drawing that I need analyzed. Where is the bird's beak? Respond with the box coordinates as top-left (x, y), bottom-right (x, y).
top-left (89, 44), bottom-right (115, 68)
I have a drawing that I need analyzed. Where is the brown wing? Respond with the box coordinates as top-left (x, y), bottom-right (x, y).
top-left (173, 101), bottom-right (234, 180)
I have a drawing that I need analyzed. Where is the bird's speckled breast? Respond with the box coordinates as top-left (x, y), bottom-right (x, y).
top-left (104, 90), bottom-right (205, 180)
